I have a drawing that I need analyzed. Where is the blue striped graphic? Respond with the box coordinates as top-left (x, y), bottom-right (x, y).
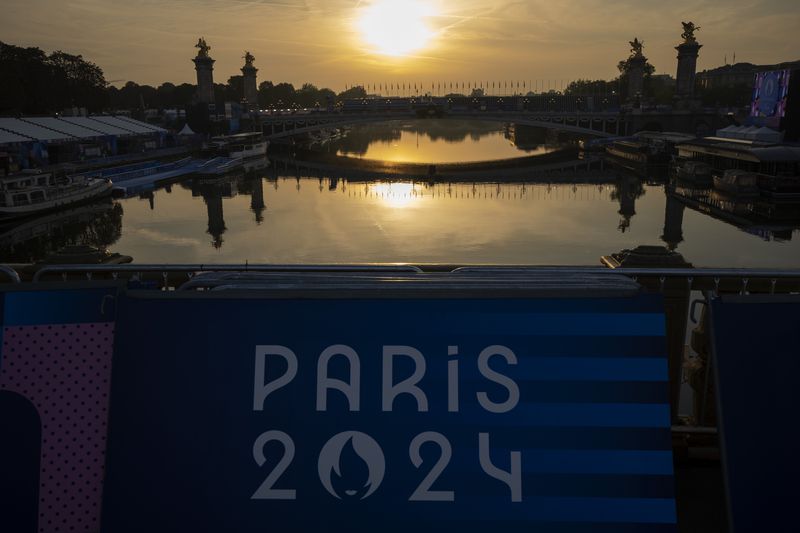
top-left (514, 357), bottom-right (668, 381)
top-left (521, 450), bottom-right (674, 475)
top-left (461, 403), bottom-right (671, 428)
top-left (454, 313), bottom-right (666, 336)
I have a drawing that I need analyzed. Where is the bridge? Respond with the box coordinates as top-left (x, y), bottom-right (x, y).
top-left (259, 96), bottom-right (627, 139)
top-left (261, 110), bottom-right (623, 139)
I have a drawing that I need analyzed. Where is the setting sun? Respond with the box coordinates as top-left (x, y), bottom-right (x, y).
top-left (357, 0), bottom-right (437, 57)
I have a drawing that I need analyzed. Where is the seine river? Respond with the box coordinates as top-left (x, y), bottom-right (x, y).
top-left (1, 121), bottom-right (799, 267)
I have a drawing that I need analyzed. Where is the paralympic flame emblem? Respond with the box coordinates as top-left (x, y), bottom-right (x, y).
top-left (318, 431), bottom-right (385, 500)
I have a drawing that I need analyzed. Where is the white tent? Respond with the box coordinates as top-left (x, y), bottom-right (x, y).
top-left (178, 124), bottom-right (195, 136)
top-left (751, 127), bottom-right (783, 143)
top-left (716, 125), bottom-right (739, 138)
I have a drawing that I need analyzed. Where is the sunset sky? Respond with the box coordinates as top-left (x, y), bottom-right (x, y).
top-left (2, 0), bottom-right (798, 89)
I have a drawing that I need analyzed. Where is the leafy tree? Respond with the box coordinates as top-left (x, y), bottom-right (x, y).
top-left (564, 79), bottom-right (616, 96)
top-left (0, 41), bottom-right (53, 114)
top-left (337, 85), bottom-right (367, 101)
top-left (226, 75), bottom-right (244, 102)
top-left (270, 82), bottom-right (297, 108)
top-left (48, 50), bottom-right (108, 111)
top-left (0, 42), bottom-right (110, 113)
top-left (698, 83), bottom-right (752, 108)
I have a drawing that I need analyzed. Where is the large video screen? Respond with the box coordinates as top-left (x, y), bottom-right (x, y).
top-left (751, 69), bottom-right (791, 119)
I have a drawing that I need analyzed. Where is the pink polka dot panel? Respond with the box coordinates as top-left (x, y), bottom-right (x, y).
top-left (0, 322), bottom-right (115, 533)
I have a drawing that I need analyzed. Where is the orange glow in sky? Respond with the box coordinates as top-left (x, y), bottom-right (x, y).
top-left (357, 1), bottom-right (438, 57)
top-left (1, 0), bottom-right (797, 89)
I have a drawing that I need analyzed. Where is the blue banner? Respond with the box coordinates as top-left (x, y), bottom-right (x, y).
top-left (103, 293), bottom-right (675, 532)
top-left (710, 295), bottom-right (800, 533)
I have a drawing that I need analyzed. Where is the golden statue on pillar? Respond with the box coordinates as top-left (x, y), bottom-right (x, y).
top-left (195, 37), bottom-right (211, 58)
top-left (243, 51), bottom-right (255, 67)
top-left (681, 22), bottom-right (700, 43)
top-left (629, 38), bottom-right (645, 58)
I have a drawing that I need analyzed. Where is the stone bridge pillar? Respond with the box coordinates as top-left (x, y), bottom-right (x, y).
top-left (627, 55), bottom-right (646, 107)
top-left (675, 23), bottom-right (702, 110)
top-left (193, 38), bottom-right (215, 105)
top-left (242, 51), bottom-right (259, 108)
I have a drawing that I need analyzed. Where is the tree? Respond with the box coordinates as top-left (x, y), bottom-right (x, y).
top-left (337, 85), bottom-right (367, 101)
top-left (564, 79), bottom-right (615, 96)
top-left (257, 81), bottom-right (274, 108)
top-left (294, 83), bottom-right (319, 108)
top-left (271, 82), bottom-right (297, 107)
top-left (698, 83), bottom-right (752, 108)
top-left (0, 42), bottom-right (55, 114)
top-left (0, 42), bottom-right (110, 114)
top-left (48, 51), bottom-right (108, 112)
top-left (226, 75), bottom-right (244, 102)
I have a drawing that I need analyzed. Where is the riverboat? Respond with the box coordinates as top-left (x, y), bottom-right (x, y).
top-left (675, 161), bottom-right (713, 187)
top-left (0, 171), bottom-right (113, 221)
top-left (205, 132), bottom-right (269, 159)
top-left (757, 174), bottom-right (800, 199)
top-left (579, 137), bottom-right (631, 152)
top-left (713, 169), bottom-right (760, 197)
top-left (605, 140), bottom-right (650, 166)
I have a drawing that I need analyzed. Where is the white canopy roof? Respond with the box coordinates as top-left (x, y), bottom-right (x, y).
top-left (24, 117), bottom-right (103, 138)
top-left (0, 118), bottom-right (73, 141)
top-left (178, 124), bottom-right (195, 135)
top-left (0, 116), bottom-right (167, 144)
top-left (116, 116), bottom-right (166, 133)
top-left (0, 129), bottom-right (32, 144)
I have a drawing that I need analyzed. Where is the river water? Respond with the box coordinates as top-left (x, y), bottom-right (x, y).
top-left (1, 121), bottom-right (798, 267)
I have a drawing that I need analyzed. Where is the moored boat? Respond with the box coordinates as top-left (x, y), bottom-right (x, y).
top-left (757, 174), bottom-right (800, 199)
top-left (204, 132), bottom-right (269, 159)
top-left (713, 169), bottom-right (759, 197)
top-left (0, 171), bottom-right (113, 221)
top-left (605, 140), bottom-right (650, 166)
top-left (675, 161), bottom-right (713, 187)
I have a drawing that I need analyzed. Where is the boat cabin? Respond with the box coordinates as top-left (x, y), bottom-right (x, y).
top-left (675, 137), bottom-right (800, 177)
top-left (0, 172), bottom-right (78, 209)
top-left (209, 132), bottom-right (265, 151)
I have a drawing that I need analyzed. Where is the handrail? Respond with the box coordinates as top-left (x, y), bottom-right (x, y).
top-left (29, 264), bottom-right (800, 288)
top-left (32, 263), bottom-right (424, 282)
top-left (0, 264), bottom-right (21, 283)
top-left (453, 266), bottom-right (800, 278)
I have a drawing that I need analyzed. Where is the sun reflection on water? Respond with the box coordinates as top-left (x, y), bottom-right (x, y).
top-left (369, 182), bottom-right (419, 209)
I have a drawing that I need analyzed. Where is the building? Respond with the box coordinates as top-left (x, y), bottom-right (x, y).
top-left (698, 60), bottom-right (800, 91)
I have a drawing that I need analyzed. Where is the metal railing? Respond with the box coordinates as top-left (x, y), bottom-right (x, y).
top-left (29, 263), bottom-right (424, 284)
top-left (11, 264), bottom-right (800, 290)
top-left (0, 264), bottom-right (21, 283)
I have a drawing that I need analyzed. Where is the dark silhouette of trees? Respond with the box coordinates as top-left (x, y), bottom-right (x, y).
top-left (564, 79), bottom-right (617, 96)
top-left (699, 83), bottom-right (752, 108)
top-left (337, 85), bottom-right (368, 101)
top-left (48, 51), bottom-right (108, 111)
top-left (1, 41), bottom-right (108, 114)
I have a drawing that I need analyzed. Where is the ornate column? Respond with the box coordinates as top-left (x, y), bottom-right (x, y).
top-left (241, 51), bottom-right (259, 107)
top-left (625, 38), bottom-right (647, 107)
top-left (193, 37), bottom-right (216, 105)
top-left (675, 22), bottom-right (702, 108)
